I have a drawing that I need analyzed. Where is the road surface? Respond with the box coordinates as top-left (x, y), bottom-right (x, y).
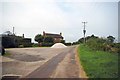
top-left (2, 46), bottom-right (82, 79)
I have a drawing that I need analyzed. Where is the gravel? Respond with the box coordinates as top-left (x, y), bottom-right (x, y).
top-left (51, 43), bottom-right (67, 48)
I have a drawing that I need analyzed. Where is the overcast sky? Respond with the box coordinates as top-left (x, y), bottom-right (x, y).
top-left (0, 0), bottom-right (119, 43)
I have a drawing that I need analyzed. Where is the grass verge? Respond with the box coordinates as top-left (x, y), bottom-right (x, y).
top-left (3, 52), bottom-right (11, 57)
top-left (78, 44), bottom-right (118, 78)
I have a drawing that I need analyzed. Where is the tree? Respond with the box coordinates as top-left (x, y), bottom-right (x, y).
top-left (61, 40), bottom-right (65, 44)
top-left (107, 36), bottom-right (115, 43)
top-left (44, 36), bottom-right (54, 43)
top-left (78, 38), bottom-right (84, 43)
top-left (34, 34), bottom-right (44, 43)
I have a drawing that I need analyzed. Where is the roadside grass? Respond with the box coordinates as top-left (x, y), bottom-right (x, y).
top-left (3, 52), bottom-right (11, 57)
top-left (78, 44), bottom-right (118, 78)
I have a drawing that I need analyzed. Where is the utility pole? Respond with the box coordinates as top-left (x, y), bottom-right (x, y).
top-left (82, 22), bottom-right (87, 44)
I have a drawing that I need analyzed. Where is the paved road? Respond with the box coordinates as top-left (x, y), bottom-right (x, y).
top-left (2, 46), bottom-right (80, 78)
top-left (25, 46), bottom-right (79, 78)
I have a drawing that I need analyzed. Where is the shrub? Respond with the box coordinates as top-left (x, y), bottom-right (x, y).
top-left (19, 45), bottom-right (24, 48)
top-left (72, 42), bottom-right (79, 45)
top-left (41, 42), bottom-right (54, 47)
top-left (111, 43), bottom-right (120, 53)
top-left (64, 43), bottom-right (72, 46)
top-left (32, 43), bottom-right (39, 47)
top-left (85, 37), bottom-right (120, 54)
top-left (86, 38), bottom-right (106, 51)
top-left (61, 40), bottom-right (65, 44)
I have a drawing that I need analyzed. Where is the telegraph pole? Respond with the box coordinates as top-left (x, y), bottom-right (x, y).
top-left (82, 22), bottom-right (87, 44)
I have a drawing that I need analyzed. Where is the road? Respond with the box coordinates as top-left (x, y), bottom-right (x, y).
top-left (2, 45), bottom-right (81, 79)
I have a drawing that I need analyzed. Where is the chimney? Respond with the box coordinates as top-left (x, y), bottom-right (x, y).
top-left (60, 32), bottom-right (62, 36)
top-left (22, 34), bottom-right (24, 38)
top-left (13, 27), bottom-right (14, 35)
top-left (43, 31), bottom-right (45, 36)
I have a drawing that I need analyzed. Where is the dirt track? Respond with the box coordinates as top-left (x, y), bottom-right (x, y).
top-left (1, 46), bottom-right (87, 78)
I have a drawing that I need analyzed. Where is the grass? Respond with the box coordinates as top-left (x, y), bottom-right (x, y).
top-left (3, 52), bottom-right (11, 56)
top-left (78, 44), bottom-right (118, 78)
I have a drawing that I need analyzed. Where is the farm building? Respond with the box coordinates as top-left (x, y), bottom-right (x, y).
top-left (1, 32), bottom-right (32, 48)
top-left (43, 31), bottom-right (63, 43)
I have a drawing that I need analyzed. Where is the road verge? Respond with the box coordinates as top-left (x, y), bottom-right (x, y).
top-left (75, 45), bottom-right (88, 79)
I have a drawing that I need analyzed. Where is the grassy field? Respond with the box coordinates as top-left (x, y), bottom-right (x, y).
top-left (78, 44), bottom-right (118, 78)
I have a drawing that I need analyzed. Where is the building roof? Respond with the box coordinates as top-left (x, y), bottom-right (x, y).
top-left (45, 33), bottom-right (63, 38)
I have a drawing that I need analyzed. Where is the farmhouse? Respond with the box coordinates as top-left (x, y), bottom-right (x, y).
top-left (43, 31), bottom-right (63, 43)
top-left (1, 32), bottom-right (32, 48)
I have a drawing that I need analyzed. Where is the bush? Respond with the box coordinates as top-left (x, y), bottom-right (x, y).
top-left (86, 38), bottom-right (107, 51)
top-left (85, 37), bottom-right (120, 53)
top-left (72, 42), bottom-right (79, 45)
top-left (110, 43), bottom-right (120, 53)
top-left (23, 43), bottom-right (32, 47)
top-left (118, 48), bottom-right (120, 53)
top-left (64, 43), bottom-right (72, 46)
top-left (32, 43), bottom-right (39, 47)
top-left (112, 43), bottom-right (120, 48)
top-left (19, 45), bottom-right (24, 48)
top-left (61, 40), bottom-right (65, 44)
top-left (41, 42), bottom-right (54, 47)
